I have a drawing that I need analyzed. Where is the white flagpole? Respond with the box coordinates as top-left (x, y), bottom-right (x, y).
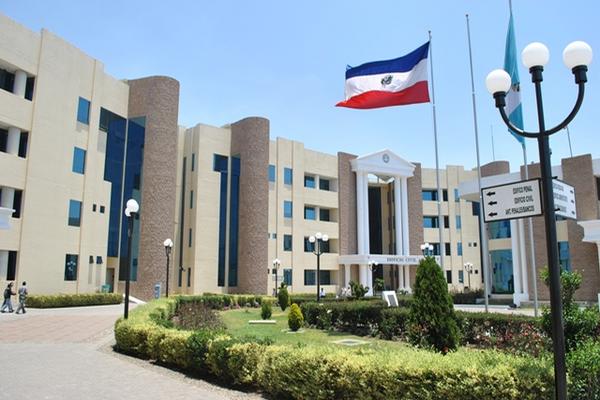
top-left (428, 31), bottom-right (445, 267)
top-left (465, 14), bottom-right (490, 313)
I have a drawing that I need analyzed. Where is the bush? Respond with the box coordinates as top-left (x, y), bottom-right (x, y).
top-left (379, 308), bottom-right (410, 340)
top-left (261, 301), bottom-right (272, 320)
top-left (174, 303), bottom-right (226, 331)
top-left (349, 280), bottom-right (368, 299)
top-left (277, 285), bottom-right (290, 311)
top-left (567, 340), bottom-right (600, 400)
top-left (187, 329), bottom-right (221, 373)
top-left (27, 293), bottom-right (122, 308)
top-left (301, 300), bottom-right (387, 334)
top-left (408, 256), bottom-right (459, 353)
top-left (288, 303), bottom-right (304, 331)
top-left (451, 289), bottom-right (484, 304)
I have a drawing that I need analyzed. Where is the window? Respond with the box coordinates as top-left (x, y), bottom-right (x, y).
top-left (12, 190), bottom-right (23, 219)
top-left (319, 208), bottom-right (330, 222)
top-left (304, 237), bottom-right (314, 252)
top-left (92, 204), bottom-right (97, 212)
top-left (191, 153), bottom-right (195, 172)
top-left (100, 205), bottom-right (105, 214)
top-left (304, 270), bottom-right (332, 285)
top-left (431, 243), bottom-right (441, 256)
top-left (304, 175), bottom-right (315, 188)
top-left (72, 147), bottom-right (86, 174)
top-left (423, 216), bottom-right (439, 228)
top-left (190, 190), bottom-right (194, 209)
top-left (454, 188), bottom-right (460, 202)
top-left (443, 216), bottom-right (450, 228)
top-left (458, 271), bottom-right (464, 284)
top-left (283, 234), bottom-right (292, 251)
top-left (457, 242), bottom-right (463, 256)
top-left (64, 254), bottom-right (78, 281)
top-left (442, 189), bottom-right (448, 202)
top-left (319, 178), bottom-right (330, 191)
top-left (445, 243), bottom-right (451, 256)
top-left (446, 270), bottom-right (452, 284)
top-left (422, 189), bottom-right (438, 201)
top-left (304, 206), bottom-right (316, 220)
top-left (68, 200), bottom-right (82, 227)
top-left (489, 221), bottom-right (511, 239)
top-left (5, 251), bottom-right (16, 280)
top-left (456, 216), bottom-right (462, 230)
top-left (283, 268), bottom-right (292, 286)
top-left (472, 202), bottom-right (480, 216)
top-left (0, 68), bottom-right (15, 92)
top-left (268, 165), bottom-right (276, 182)
top-left (188, 228), bottom-right (192, 247)
top-left (77, 97), bottom-right (90, 124)
top-left (284, 201), bottom-right (293, 218)
top-left (558, 241), bottom-right (571, 271)
top-left (284, 167), bottom-right (293, 185)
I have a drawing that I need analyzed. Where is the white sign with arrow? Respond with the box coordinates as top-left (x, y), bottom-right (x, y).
top-left (552, 179), bottom-right (577, 220)
top-left (482, 179), bottom-right (543, 223)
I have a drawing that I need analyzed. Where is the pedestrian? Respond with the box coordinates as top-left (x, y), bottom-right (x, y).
top-left (320, 288), bottom-right (326, 299)
top-left (15, 281), bottom-right (28, 314)
top-left (1, 282), bottom-right (16, 313)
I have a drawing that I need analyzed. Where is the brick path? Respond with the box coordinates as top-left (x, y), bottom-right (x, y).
top-left (0, 304), bottom-right (264, 400)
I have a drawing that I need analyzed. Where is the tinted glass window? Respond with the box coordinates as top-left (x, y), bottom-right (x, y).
top-left (283, 268), bottom-right (292, 285)
top-left (319, 178), bottom-right (330, 191)
top-left (457, 242), bottom-right (463, 256)
top-left (283, 234), bottom-right (292, 251)
top-left (304, 206), bottom-right (316, 220)
top-left (304, 237), bottom-right (315, 252)
top-left (446, 270), bottom-right (452, 284)
top-left (68, 200), bottom-right (82, 227)
top-left (304, 175), bottom-right (315, 188)
top-left (489, 221), bottom-right (511, 239)
top-left (284, 201), bottom-right (293, 218)
top-left (72, 147), bottom-right (86, 174)
top-left (64, 254), bottom-right (78, 281)
top-left (284, 168), bottom-right (293, 185)
top-left (268, 165), bottom-right (276, 182)
top-left (423, 216), bottom-right (439, 228)
top-left (319, 209), bottom-right (330, 221)
top-left (77, 97), bottom-right (90, 124)
top-left (456, 216), bottom-right (462, 229)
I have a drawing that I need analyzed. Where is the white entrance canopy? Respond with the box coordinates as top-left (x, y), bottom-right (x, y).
top-left (338, 254), bottom-right (440, 265)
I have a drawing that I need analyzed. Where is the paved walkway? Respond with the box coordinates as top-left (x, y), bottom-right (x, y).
top-left (0, 304), bottom-right (265, 400)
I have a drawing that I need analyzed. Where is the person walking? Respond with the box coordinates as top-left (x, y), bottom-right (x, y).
top-left (1, 282), bottom-right (16, 313)
top-left (15, 281), bottom-right (28, 314)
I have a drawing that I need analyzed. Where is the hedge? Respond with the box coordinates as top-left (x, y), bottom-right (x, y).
top-left (27, 293), bottom-right (122, 308)
top-left (114, 296), bottom-right (556, 399)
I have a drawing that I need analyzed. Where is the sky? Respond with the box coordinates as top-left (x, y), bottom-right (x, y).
top-left (2, 0), bottom-right (598, 171)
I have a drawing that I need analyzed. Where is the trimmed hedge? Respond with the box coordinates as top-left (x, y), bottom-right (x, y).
top-left (27, 293), bottom-right (122, 308)
top-left (567, 340), bottom-right (600, 400)
top-left (114, 296), bottom-right (556, 399)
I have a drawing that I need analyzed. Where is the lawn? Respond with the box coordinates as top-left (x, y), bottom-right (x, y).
top-left (220, 307), bottom-right (404, 350)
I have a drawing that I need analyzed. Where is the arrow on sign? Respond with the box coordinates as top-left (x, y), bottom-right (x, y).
top-left (486, 191), bottom-right (496, 197)
top-left (488, 212), bottom-right (498, 217)
top-left (488, 201), bottom-right (497, 206)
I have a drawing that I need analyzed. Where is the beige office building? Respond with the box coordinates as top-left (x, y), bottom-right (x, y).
top-left (1, 12), bottom-right (599, 303)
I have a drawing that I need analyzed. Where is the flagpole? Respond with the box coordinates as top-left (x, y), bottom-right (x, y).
top-left (465, 15), bottom-right (490, 313)
top-left (491, 125), bottom-right (496, 161)
top-left (566, 125), bottom-right (574, 157)
top-left (523, 143), bottom-right (539, 317)
top-left (428, 30), bottom-right (445, 268)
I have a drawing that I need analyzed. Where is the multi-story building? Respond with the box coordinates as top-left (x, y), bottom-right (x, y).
top-left (1, 13), bottom-right (599, 304)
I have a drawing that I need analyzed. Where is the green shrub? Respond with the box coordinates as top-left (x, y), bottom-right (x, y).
top-left (288, 303), bottom-right (304, 331)
top-left (373, 278), bottom-right (385, 292)
top-left (27, 293), bottom-right (122, 308)
top-left (349, 280), bottom-right (368, 299)
top-left (277, 284), bottom-right (290, 311)
top-left (301, 300), bottom-right (387, 334)
top-left (261, 301), bottom-right (272, 320)
top-left (408, 256), bottom-right (459, 353)
top-left (567, 339), bottom-right (600, 400)
top-left (451, 289), bottom-right (484, 304)
top-left (187, 329), bottom-right (220, 373)
top-left (174, 302), bottom-right (226, 331)
top-left (379, 308), bottom-right (410, 340)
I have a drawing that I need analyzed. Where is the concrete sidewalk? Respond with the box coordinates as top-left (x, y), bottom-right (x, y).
top-left (0, 304), bottom-right (264, 400)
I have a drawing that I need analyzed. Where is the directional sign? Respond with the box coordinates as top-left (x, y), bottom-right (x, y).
top-left (553, 179), bottom-right (577, 220)
top-left (482, 179), bottom-right (543, 223)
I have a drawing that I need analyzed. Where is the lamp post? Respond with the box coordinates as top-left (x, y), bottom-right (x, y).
top-left (163, 238), bottom-right (173, 298)
top-left (463, 262), bottom-right (474, 290)
top-left (420, 242), bottom-right (434, 257)
top-left (486, 40), bottom-right (592, 400)
top-left (368, 260), bottom-right (379, 292)
top-left (123, 198), bottom-right (139, 320)
top-left (309, 232), bottom-right (329, 302)
top-left (272, 258), bottom-right (281, 297)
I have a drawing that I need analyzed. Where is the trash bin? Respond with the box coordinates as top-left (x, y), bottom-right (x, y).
top-left (154, 283), bottom-right (161, 299)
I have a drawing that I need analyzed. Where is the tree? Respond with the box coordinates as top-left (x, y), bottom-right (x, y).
top-left (408, 256), bottom-right (459, 353)
top-left (261, 301), bottom-right (272, 320)
top-left (277, 283), bottom-right (290, 311)
top-left (288, 303), bottom-right (304, 331)
top-left (349, 280), bottom-right (368, 299)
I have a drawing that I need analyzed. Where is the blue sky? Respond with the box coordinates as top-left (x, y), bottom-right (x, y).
top-left (2, 0), bottom-right (598, 171)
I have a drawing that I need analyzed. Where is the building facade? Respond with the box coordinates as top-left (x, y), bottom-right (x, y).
top-left (1, 13), bottom-right (599, 303)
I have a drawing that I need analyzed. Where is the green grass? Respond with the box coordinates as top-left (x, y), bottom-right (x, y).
top-left (220, 308), bottom-right (405, 350)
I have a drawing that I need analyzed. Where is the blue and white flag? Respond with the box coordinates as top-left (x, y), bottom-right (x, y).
top-left (503, 12), bottom-right (525, 144)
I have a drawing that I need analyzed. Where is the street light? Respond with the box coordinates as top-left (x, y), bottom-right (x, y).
top-left (463, 262), bottom-right (474, 290)
top-left (123, 198), bottom-right (139, 320)
top-left (486, 40), bottom-right (592, 400)
top-left (309, 232), bottom-right (329, 302)
top-left (163, 238), bottom-right (173, 298)
top-left (272, 258), bottom-right (281, 297)
top-left (420, 242), bottom-right (434, 257)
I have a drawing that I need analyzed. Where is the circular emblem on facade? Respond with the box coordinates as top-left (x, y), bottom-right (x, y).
top-left (382, 153), bottom-right (390, 163)
top-left (381, 75), bottom-right (393, 87)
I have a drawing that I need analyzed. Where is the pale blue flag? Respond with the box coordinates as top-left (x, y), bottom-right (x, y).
top-left (503, 12), bottom-right (525, 144)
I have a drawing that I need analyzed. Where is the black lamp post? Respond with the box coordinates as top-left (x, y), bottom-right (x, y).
top-left (124, 198), bottom-right (139, 320)
top-left (420, 242), bottom-right (434, 257)
top-left (272, 258), bottom-right (281, 297)
top-left (309, 232), bottom-right (329, 302)
top-left (486, 40), bottom-right (592, 400)
top-left (464, 262), bottom-right (474, 290)
top-left (163, 238), bottom-right (173, 298)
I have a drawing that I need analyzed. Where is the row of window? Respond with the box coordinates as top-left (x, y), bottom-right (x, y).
top-left (282, 235), bottom-right (331, 253)
top-left (283, 201), bottom-right (334, 221)
top-left (271, 268), bottom-right (333, 286)
top-left (268, 165), bottom-right (332, 191)
top-left (422, 188), bottom-right (462, 203)
top-left (423, 215), bottom-right (462, 229)
top-left (0, 68), bottom-right (35, 100)
top-left (67, 200), bottom-right (106, 227)
top-left (0, 129), bottom-right (29, 158)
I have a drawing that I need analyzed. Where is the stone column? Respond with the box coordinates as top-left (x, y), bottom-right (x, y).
top-left (6, 127), bottom-right (21, 155)
top-left (344, 264), bottom-right (351, 288)
top-left (401, 178), bottom-right (410, 292)
top-left (13, 70), bottom-right (27, 98)
top-left (404, 265), bottom-right (411, 292)
top-left (510, 219), bottom-right (523, 304)
top-left (394, 177), bottom-right (403, 254)
top-left (356, 171), bottom-right (370, 292)
top-left (0, 250), bottom-right (8, 280)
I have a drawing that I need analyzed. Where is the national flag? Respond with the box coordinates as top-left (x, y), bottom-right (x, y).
top-left (503, 12), bottom-right (525, 144)
top-left (336, 42), bottom-right (430, 109)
